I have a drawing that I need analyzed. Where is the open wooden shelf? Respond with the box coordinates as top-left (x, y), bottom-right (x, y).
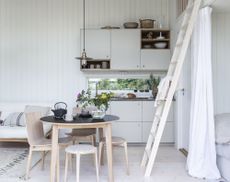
top-left (141, 29), bottom-right (170, 49)
top-left (80, 59), bottom-right (110, 70)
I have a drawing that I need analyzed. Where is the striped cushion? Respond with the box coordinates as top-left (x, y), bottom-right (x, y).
top-left (3, 112), bottom-right (26, 127)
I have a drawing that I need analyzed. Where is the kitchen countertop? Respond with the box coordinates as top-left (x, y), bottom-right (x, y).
top-left (111, 97), bottom-right (155, 101)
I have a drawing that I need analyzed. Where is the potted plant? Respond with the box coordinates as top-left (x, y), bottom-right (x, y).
top-left (76, 89), bottom-right (92, 116)
top-left (146, 74), bottom-right (161, 99)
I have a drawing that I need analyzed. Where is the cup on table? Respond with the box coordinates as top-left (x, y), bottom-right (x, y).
top-left (65, 114), bottom-right (73, 121)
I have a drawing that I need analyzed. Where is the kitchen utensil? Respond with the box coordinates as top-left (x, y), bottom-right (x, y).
top-left (154, 42), bottom-right (167, 49)
top-left (140, 19), bottom-right (155, 28)
top-left (52, 102), bottom-right (67, 119)
top-left (123, 22), bottom-right (138, 29)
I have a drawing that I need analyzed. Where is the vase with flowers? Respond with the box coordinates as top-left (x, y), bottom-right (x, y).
top-left (91, 92), bottom-right (114, 119)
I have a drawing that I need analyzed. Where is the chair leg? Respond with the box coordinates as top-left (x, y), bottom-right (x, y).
top-left (41, 151), bottom-right (45, 170)
top-left (94, 150), bottom-right (99, 182)
top-left (69, 154), bottom-right (73, 172)
top-left (26, 148), bottom-right (33, 180)
top-left (64, 153), bottom-right (69, 182)
top-left (98, 142), bottom-right (103, 166)
top-left (92, 135), bottom-right (96, 146)
top-left (76, 154), bottom-right (80, 182)
top-left (123, 142), bottom-right (129, 175)
top-left (56, 149), bottom-right (60, 182)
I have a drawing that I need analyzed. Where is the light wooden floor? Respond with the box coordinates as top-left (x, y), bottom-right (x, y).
top-left (21, 144), bottom-right (207, 182)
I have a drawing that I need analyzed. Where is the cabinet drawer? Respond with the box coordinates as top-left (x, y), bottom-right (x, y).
top-left (142, 101), bottom-right (174, 121)
top-left (112, 122), bottom-right (142, 143)
top-left (110, 101), bottom-right (141, 121)
top-left (141, 50), bottom-right (171, 70)
top-left (142, 121), bottom-right (175, 143)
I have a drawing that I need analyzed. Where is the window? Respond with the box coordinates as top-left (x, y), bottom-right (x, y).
top-left (88, 76), bottom-right (162, 98)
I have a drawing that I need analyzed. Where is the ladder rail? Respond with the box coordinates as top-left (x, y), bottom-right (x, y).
top-left (141, 0), bottom-right (195, 168)
top-left (140, 103), bottom-right (164, 167)
top-left (141, 0), bottom-right (203, 177)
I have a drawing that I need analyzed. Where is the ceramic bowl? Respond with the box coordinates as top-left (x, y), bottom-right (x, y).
top-left (123, 22), bottom-right (138, 29)
top-left (154, 42), bottom-right (167, 49)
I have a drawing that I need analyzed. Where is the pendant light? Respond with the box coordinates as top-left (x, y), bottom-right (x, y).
top-left (76, 0), bottom-right (92, 67)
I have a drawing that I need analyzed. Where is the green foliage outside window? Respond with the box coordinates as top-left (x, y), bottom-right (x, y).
top-left (88, 76), bottom-right (161, 91)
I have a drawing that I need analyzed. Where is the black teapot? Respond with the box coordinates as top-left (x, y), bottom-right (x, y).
top-left (52, 102), bottom-right (67, 119)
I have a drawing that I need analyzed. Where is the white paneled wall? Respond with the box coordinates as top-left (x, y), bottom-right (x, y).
top-left (0, 0), bottom-right (169, 107)
top-left (212, 13), bottom-right (230, 114)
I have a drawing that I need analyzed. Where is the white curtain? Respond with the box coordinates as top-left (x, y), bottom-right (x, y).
top-left (187, 7), bottom-right (220, 179)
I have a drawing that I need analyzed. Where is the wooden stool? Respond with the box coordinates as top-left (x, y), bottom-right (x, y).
top-left (99, 136), bottom-right (129, 175)
top-left (64, 144), bottom-right (99, 182)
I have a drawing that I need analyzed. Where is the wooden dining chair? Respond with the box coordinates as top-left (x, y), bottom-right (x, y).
top-left (99, 136), bottom-right (129, 175)
top-left (66, 128), bottom-right (96, 146)
top-left (25, 112), bottom-right (72, 181)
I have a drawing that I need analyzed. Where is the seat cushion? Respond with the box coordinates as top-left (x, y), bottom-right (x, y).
top-left (0, 124), bottom-right (51, 139)
top-left (65, 144), bottom-right (96, 154)
top-left (216, 143), bottom-right (230, 160)
top-left (215, 113), bottom-right (230, 144)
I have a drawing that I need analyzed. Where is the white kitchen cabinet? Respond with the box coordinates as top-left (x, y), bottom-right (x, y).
top-left (112, 122), bottom-right (142, 143)
top-left (110, 101), bottom-right (142, 121)
top-left (81, 29), bottom-right (111, 60)
top-left (142, 121), bottom-right (175, 143)
top-left (141, 49), bottom-right (171, 70)
top-left (142, 101), bottom-right (174, 121)
top-left (111, 29), bottom-right (140, 70)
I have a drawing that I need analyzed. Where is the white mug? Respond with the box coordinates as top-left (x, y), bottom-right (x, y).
top-left (65, 114), bottom-right (72, 121)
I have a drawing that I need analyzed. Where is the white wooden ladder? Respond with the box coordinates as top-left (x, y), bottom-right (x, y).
top-left (141, 0), bottom-right (203, 177)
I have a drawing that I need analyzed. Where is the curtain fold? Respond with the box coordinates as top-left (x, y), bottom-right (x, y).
top-left (187, 7), bottom-right (220, 179)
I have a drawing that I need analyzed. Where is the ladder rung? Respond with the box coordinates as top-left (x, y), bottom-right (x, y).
top-left (155, 114), bottom-right (161, 120)
top-left (145, 149), bottom-right (151, 158)
top-left (176, 42), bottom-right (183, 47)
top-left (181, 25), bottom-right (188, 31)
top-left (170, 61), bottom-right (178, 64)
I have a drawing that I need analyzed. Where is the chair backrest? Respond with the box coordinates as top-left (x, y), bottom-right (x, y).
top-left (25, 112), bottom-right (45, 146)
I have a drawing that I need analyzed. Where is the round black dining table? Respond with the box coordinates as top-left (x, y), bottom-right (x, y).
top-left (41, 114), bottom-right (119, 182)
top-left (40, 114), bottom-right (119, 124)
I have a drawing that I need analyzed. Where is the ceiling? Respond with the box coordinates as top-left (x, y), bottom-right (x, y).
top-left (211, 0), bottom-right (230, 12)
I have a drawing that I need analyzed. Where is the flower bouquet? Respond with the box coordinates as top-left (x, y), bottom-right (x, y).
top-left (76, 89), bottom-right (92, 117)
top-left (91, 92), bottom-right (114, 119)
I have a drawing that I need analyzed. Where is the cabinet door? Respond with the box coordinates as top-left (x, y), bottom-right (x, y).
top-left (142, 101), bottom-right (174, 121)
top-left (141, 50), bottom-right (171, 70)
top-left (111, 30), bottom-right (140, 70)
top-left (142, 121), bottom-right (175, 143)
top-left (112, 122), bottom-right (142, 143)
top-left (81, 29), bottom-right (111, 59)
top-left (110, 101), bottom-right (142, 121)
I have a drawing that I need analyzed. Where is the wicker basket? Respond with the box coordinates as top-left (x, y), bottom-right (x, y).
top-left (140, 19), bottom-right (155, 28)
